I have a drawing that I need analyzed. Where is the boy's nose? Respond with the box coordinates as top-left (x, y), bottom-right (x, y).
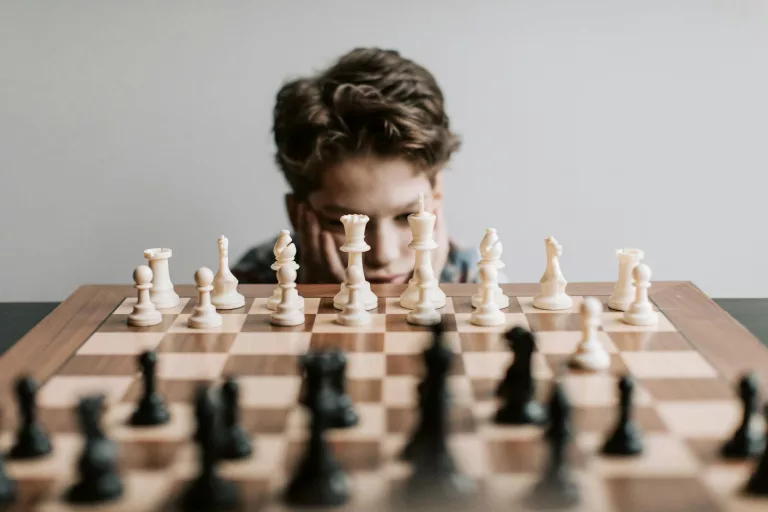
top-left (366, 224), bottom-right (400, 269)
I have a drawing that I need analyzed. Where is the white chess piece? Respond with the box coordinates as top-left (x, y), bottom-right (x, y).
top-left (211, 235), bottom-right (245, 310)
top-left (333, 214), bottom-right (378, 311)
top-left (143, 248), bottom-right (180, 309)
top-left (336, 265), bottom-right (372, 326)
top-left (188, 267), bottom-right (222, 329)
top-left (471, 228), bottom-right (509, 309)
top-left (267, 241), bottom-right (304, 312)
top-left (407, 265), bottom-right (442, 326)
top-left (608, 248), bottom-right (645, 312)
top-left (267, 230), bottom-right (294, 311)
top-left (127, 265), bottom-right (162, 327)
top-left (568, 297), bottom-right (610, 371)
top-left (470, 264), bottom-right (506, 327)
top-left (532, 236), bottom-right (572, 310)
top-left (270, 264), bottom-right (305, 327)
top-left (400, 193), bottom-right (446, 310)
top-left (622, 264), bottom-right (658, 326)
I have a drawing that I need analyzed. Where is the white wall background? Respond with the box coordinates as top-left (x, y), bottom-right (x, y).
top-left (1, 0), bottom-right (767, 301)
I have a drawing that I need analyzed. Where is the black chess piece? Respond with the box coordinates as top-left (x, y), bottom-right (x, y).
top-left (8, 375), bottom-right (52, 459)
top-left (329, 349), bottom-right (358, 428)
top-left (525, 381), bottom-right (580, 510)
top-left (0, 453), bottom-right (16, 505)
top-left (723, 372), bottom-right (764, 459)
top-left (129, 351), bottom-right (171, 426)
top-left (602, 375), bottom-right (644, 456)
top-left (180, 385), bottom-right (240, 511)
top-left (284, 355), bottom-right (349, 507)
top-left (65, 395), bottom-right (123, 504)
top-left (220, 376), bottom-right (252, 460)
top-left (495, 327), bottom-right (547, 425)
top-left (400, 320), bottom-right (475, 506)
top-left (744, 403), bottom-right (768, 496)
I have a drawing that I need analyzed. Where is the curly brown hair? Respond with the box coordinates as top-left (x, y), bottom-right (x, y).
top-left (272, 48), bottom-right (461, 197)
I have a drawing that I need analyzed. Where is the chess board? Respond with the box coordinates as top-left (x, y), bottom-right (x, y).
top-left (1, 282), bottom-right (768, 512)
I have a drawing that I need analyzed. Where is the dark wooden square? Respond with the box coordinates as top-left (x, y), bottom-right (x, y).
top-left (57, 355), bottom-right (138, 376)
top-left (156, 333), bottom-right (236, 353)
top-left (386, 354), bottom-right (465, 376)
top-left (385, 314), bottom-right (458, 332)
top-left (239, 408), bottom-right (291, 434)
top-left (347, 379), bottom-right (382, 402)
top-left (605, 476), bottom-right (720, 512)
top-left (460, 332), bottom-right (508, 352)
top-left (119, 440), bottom-right (183, 470)
top-left (451, 296), bottom-right (475, 314)
top-left (97, 314), bottom-right (176, 333)
top-left (223, 355), bottom-right (300, 376)
top-left (241, 314), bottom-right (316, 332)
top-left (287, 439), bottom-right (381, 471)
top-left (572, 406), bottom-right (667, 434)
top-left (486, 438), bottom-right (586, 473)
top-left (122, 379), bottom-right (213, 403)
top-left (309, 332), bottom-right (385, 352)
top-left (640, 378), bottom-right (734, 401)
top-left (545, 354), bottom-right (628, 376)
top-left (386, 406), bottom-right (476, 434)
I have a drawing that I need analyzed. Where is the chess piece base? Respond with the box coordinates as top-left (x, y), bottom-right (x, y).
top-left (336, 311), bottom-right (371, 327)
top-left (283, 464), bottom-right (349, 507)
top-left (333, 284), bottom-right (378, 311)
top-left (270, 310), bottom-right (305, 327)
top-left (407, 309), bottom-right (442, 326)
top-left (469, 308), bottom-right (505, 327)
top-left (568, 347), bottom-right (610, 372)
top-left (622, 309), bottom-right (657, 326)
top-left (8, 424), bottom-right (52, 459)
top-left (211, 293), bottom-right (245, 310)
top-left (65, 472), bottom-right (123, 504)
top-left (187, 310), bottom-right (222, 329)
top-left (721, 427), bottom-right (765, 459)
top-left (471, 291), bottom-right (509, 309)
top-left (127, 308), bottom-right (162, 327)
top-left (150, 290), bottom-right (180, 310)
top-left (180, 474), bottom-right (240, 512)
top-left (268, 293), bottom-right (304, 311)
top-left (602, 423), bottom-right (644, 456)
top-left (129, 394), bottom-right (171, 427)
top-left (532, 294), bottom-right (572, 311)
top-left (607, 294), bottom-right (632, 312)
top-left (400, 285), bottom-right (446, 310)
top-left (495, 400), bottom-right (547, 426)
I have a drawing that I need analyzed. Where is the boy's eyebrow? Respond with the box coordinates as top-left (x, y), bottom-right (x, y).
top-left (319, 198), bottom-right (422, 217)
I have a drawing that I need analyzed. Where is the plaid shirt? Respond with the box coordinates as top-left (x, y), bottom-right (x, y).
top-left (232, 234), bottom-right (481, 284)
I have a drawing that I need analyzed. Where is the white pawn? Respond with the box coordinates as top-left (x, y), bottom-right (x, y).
top-left (470, 264), bottom-right (506, 327)
top-left (569, 297), bottom-right (610, 371)
top-left (337, 265), bottom-right (372, 326)
top-left (622, 264), bottom-right (658, 326)
top-left (188, 267), bottom-right (222, 329)
top-left (471, 229), bottom-right (509, 309)
top-left (270, 264), bottom-right (305, 327)
top-left (407, 265), bottom-right (442, 326)
top-left (533, 236), bottom-right (572, 311)
top-left (127, 265), bottom-right (162, 327)
top-left (211, 235), bottom-right (245, 310)
top-left (267, 230), bottom-right (294, 311)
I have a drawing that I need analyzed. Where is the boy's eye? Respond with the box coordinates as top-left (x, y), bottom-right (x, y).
top-left (395, 213), bottom-right (410, 223)
top-left (323, 217), bottom-right (345, 229)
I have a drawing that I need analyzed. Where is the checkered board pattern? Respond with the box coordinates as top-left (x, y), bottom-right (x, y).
top-left (1, 293), bottom-right (766, 511)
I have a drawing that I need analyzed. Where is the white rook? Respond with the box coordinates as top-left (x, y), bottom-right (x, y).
top-left (608, 248), bottom-right (644, 312)
top-left (143, 248), bottom-right (180, 309)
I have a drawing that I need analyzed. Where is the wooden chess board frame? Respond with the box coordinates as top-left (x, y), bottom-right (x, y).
top-left (1, 282), bottom-right (766, 402)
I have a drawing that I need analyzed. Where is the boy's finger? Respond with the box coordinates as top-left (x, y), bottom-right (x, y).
top-left (321, 231), bottom-right (347, 282)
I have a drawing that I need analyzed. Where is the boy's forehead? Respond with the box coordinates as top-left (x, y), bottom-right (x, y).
top-left (310, 156), bottom-right (434, 215)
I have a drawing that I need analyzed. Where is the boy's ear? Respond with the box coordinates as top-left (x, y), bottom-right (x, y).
top-left (432, 170), bottom-right (444, 203)
top-left (285, 193), bottom-right (300, 232)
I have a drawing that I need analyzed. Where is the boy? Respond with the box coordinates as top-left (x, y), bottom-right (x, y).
top-left (233, 47), bottom-right (479, 285)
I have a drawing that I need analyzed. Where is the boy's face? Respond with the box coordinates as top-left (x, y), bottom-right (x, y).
top-left (287, 155), bottom-right (447, 285)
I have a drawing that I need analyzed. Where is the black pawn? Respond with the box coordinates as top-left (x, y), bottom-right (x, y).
top-left (329, 349), bottom-right (358, 428)
top-left (9, 375), bottom-right (52, 459)
top-left (180, 385), bottom-right (240, 511)
top-left (284, 357), bottom-right (349, 507)
top-left (495, 327), bottom-right (547, 425)
top-left (65, 395), bottom-right (123, 504)
top-left (525, 381), bottom-right (580, 510)
top-left (0, 454), bottom-right (15, 505)
top-left (602, 375), bottom-right (644, 456)
top-left (129, 351), bottom-right (170, 426)
top-left (745, 403), bottom-right (768, 496)
top-left (220, 377), bottom-right (252, 460)
top-left (723, 372), bottom-right (764, 459)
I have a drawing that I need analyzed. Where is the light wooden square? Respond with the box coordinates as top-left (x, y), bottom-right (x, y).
top-left (237, 376), bottom-right (302, 407)
top-left (534, 331), bottom-right (617, 354)
top-left (114, 297), bottom-right (190, 315)
top-left (562, 374), bottom-right (653, 407)
top-left (76, 332), bottom-right (166, 355)
top-left (601, 311), bottom-right (676, 332)
top-left (620, 351), bottom-right (718, 379)
top-left (655, 401), bottom-right (764, 438)
top-left (346, 352), bottom-right (386, 378)
top-left (156, 353), bottom-right (228, 380)
top-left (578, 432), bottom-right (699, 475)
top-left (311, 314), bottom-right (387, 333)
top-left (384, 332), bottom-right (461, 354)
top-left (454, 313), bottom-right (530, 332)
top-left (229, 332), bottom-right (311, 355)
top-left (38, 376), bottom-right (134, 408)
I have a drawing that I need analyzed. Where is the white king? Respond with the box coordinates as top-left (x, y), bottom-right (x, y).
top-left (399, 193), bottom-right (446, 310)
top-left (333, 214), bottom-right (378, 311)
